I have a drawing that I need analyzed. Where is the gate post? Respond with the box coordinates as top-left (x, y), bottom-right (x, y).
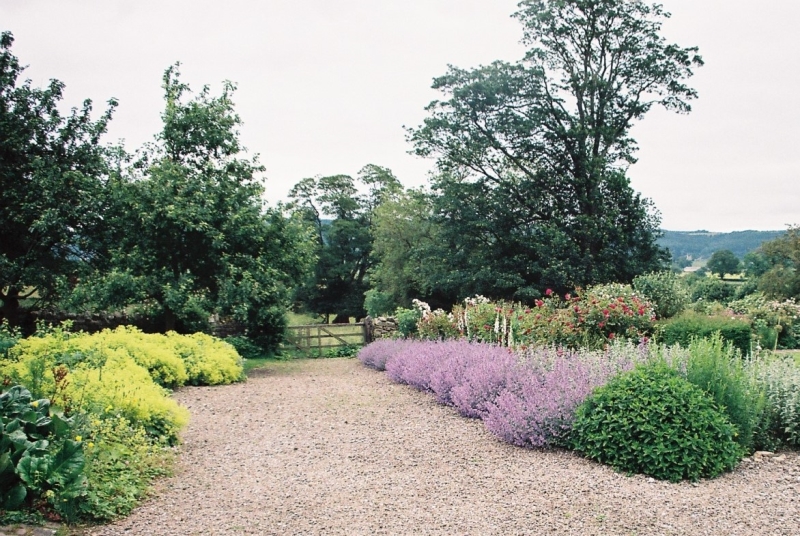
top-left (363, 316), bottom-right (373, 344)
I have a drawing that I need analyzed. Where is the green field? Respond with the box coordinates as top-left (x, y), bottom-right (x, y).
top-left (287, 311), bottom-right (360, 326)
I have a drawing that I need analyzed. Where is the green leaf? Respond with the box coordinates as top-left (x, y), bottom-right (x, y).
top-left (50, 413), bottom-right (72, 438)
top-left (17, 453), bottom-right (51, 488)
top-left (1, 483), bottom-right (27, 510)
top-left (45, 439), bottom-right (85, 490)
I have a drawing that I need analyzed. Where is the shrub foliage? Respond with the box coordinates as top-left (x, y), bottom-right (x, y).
top-left (659, 311), bottom-right (752, 355)
top-left (0, 324), bottom-right (245, 521)
top-left (683, 335), bottom-right (765, 451)
top-left (571, 361), bottom-right (743, 482)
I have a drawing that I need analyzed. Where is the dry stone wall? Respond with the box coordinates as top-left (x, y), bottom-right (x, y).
top-left (364, 316), bottom-right (398, 341)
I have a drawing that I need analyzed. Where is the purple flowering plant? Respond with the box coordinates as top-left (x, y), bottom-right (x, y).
top-left (361, 338), bottom-right (651, 448)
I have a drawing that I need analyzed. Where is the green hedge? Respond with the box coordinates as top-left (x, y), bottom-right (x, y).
top-left (658, 311), bottom-right (752, 355)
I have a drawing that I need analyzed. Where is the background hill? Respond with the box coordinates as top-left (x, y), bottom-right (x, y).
top-left (658, 230), bottom-right (785, 261)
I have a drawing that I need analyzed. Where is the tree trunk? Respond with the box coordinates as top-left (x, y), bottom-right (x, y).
top-left (332, 313), bottom-right (350, 324)
top-left (164, 307), bottom-right (177, 332)
top-left (0, 287), bottom-right (22, 327)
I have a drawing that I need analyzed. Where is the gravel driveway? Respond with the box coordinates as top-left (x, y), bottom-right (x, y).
top-left (90, 358), bottom-right (799, 535)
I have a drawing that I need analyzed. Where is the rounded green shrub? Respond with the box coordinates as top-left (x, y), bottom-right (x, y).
top-left (633, 271), bottom-right (689, 319)
top-left (571, 361), bottom-right (743, 482)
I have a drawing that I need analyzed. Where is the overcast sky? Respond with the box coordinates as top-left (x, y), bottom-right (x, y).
top-left (3, 0), bottom-right (798, 232)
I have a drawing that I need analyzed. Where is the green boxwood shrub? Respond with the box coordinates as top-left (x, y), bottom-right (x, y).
top-left (659, 311), bottom-right (752, 355)
top-left (571, 361), bottom-right (743, 482)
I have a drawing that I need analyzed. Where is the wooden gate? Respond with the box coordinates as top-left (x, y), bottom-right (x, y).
top-left (285, 323), bottom-right (367, 354)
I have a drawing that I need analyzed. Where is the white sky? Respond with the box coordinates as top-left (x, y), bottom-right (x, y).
top-left (2, 0), bottom-right (798, 232)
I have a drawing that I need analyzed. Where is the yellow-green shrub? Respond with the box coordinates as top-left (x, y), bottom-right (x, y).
top-left (90, 327), bottom-right (189, 388)
top-left (3, 326), bottom-right (189, 389)
top-left (166, 332), bottom-right (244, 385)
top-left (67, 357), bottom-right (189, 442)
top-left (1, 336), bottom-right (189, 443)
top-left (78, 415), bottom-right (175, 521)
top-left (65, 326), bottom-right (189, 389)
top-left (1, 326), bottom-right (242, 442)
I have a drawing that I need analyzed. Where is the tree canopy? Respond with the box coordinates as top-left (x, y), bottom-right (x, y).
top-left (0, 32), bottom-right (117, 324)
top-left (407, 0), bottom-right (702, 300)
top-left (755, 226), bottom-right (800, 300)
top-left (289, 165), bottom-right (401, 320)
top-left (65, 65), bottom-right (315, 345)
top-left (706, 249), bottom-right (740, 278)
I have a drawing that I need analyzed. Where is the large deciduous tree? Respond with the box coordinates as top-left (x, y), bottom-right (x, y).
top-left (755, 226), bottom-right (800, 300)
top-left (706, 249), bottom-right (741, 279)
top-left (368, 188), bottom-right (450, 310)
top-left (0, 32), bottom-right (116, 326)
top-left (84, 65), bottom-right (314, 343)
top-left (289, 165), bottom-right (401, 321)
top-left (408, 0), bottom-right (702, 300)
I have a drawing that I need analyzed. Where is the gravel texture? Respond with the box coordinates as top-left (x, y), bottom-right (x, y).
top-left (89, 358), bottom-right (799, 536)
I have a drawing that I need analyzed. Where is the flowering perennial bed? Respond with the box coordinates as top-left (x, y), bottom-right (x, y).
top-left (359, 338), bottom-right (648, 448)
top-left (359, 335), bottom-right (800, 483)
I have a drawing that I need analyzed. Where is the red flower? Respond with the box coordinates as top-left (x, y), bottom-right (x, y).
top-left (524, 308), bottom-right (531, 314)
top-left (565, 293), bottom-right (571, 300)
top-left (608, 333), bottom-right (615, 340)
top-left (603, 309), bottom-right (610, 317)
top-left (535, 300), bottom-right (544, 308)
top-left (545, 289), bottom-right (553, 296)
top-left (598, 321), bottom-right (605, 328)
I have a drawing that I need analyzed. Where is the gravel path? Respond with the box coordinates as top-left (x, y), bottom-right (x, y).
top-left (90, 358), bottom-right (799, 536)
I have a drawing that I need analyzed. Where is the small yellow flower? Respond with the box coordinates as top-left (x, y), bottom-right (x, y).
top-left (74, 435), bottom-right (82, 442)
top-left (30, 401), bottom-right (38, 408)
top-left (87, 442), bottom-right (95, 448)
